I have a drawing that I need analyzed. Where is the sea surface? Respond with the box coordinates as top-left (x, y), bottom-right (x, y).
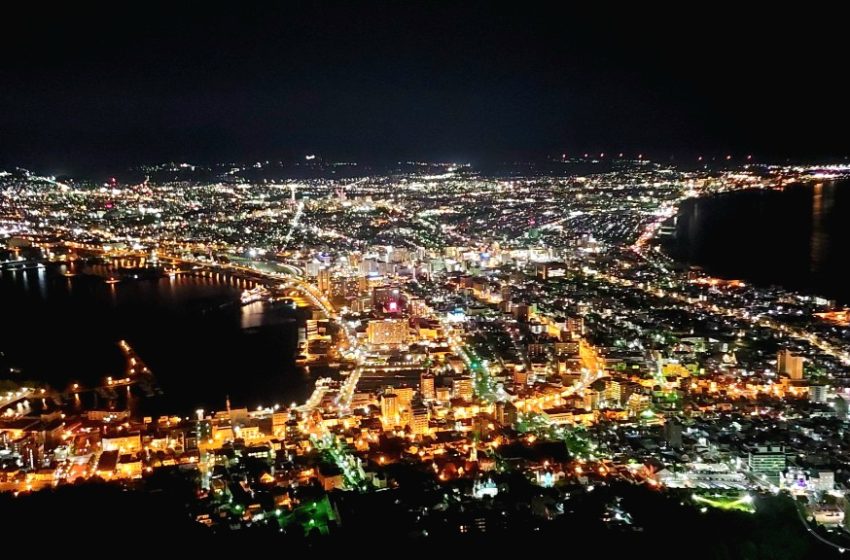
top-left (0, 262), bottom-right (310, 416)
top-left (668, 180), bottom-right (850, 305)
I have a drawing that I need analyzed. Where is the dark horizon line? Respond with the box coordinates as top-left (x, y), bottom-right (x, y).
top-left (4, 150), bottom-right (850, 180)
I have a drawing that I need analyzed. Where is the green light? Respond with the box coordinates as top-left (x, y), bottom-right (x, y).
top-left (692, 493), bottom-right (755, 514)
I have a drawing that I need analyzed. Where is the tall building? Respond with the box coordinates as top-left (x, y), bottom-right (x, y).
top-left (408, 297), bottom-right (427, 318)
top-left (453, 376), bottom-right (474, 401)
top-left (317, 268), bottom-right (331, 294)
top-left (834, 395), bottom-right (849, 421)
top-left (809, 384), bottom-right (829, 404)
top-left (381, 392), bottom-right (399, 428)
top-left (664, 418), bottom-right (683, 449)
top-left (604, 379), bottom-right (622, 407)
top-left (626, 393), bottom-right (650, 417)
top-left (393, 386), bottom-right (415, 409)
top-left (500, 284), bottom-right (512, 305)
top-left (409, 400), bottom-right (429, 436)
top-left (367, 319), bottom-right (408, 346)
top-left (420, 371), bottom-right (436, 401)
top-left (512, 303), bottom-right (529, 322)
top-left (566, 316), bottom-right (584, 338)
top-left (373, 287), bottom-right (401, 312)
top-left (777, 349), bottom-right (804, 380)
top-left (272, 412), bottom-right (289, 437)
top-left (306, 320), bottom-right (319, 339)
top-left (359, 259), bottom-right (379, 275)
top-left (494, 401), bottom-right (518, 426)
top-left (748, 444), bottom-right (786, 485)
top-left (584, 381), bottom-right (604, 411)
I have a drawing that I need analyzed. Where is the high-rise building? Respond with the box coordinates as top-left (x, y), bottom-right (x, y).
top-left (626, 393), bottom-right (650, 417)
top-left (306, 319), bottom-right (319, 339)
top-left (604, 379), bottom-right (622, 407)
top-left (409, 400), bottom-right (429, 436)
top-left (566, 316), bottom-right (584, 338)
top-left (584, 380), bottom-right (605, 411)
top-left (284, 418), bottom-right (300, 443)
top-left (809, 384), bottom-right (829, 404)
top-left (373, 287), bottom-right (401, 312)
top-left (393, 386), bottom-right (415, 408)
top-left (777, 349), bottom-right (804, 380)
top-left (494, 401), bottom-right (518, 426)
top-left (834, 396), bottom-right (849, 421)
top-left (381, 392), bottom-right (399, 428)
top-left (453, 376), bottom-right (474, 401)
top-left (420, 372), bottom-right (436, 401)
top-left (367, 319), bottom-right (408, 346)
top-left (748, 444), bottom-right (786, 485)
top-left (408, 297), bottom-right (427, 318)
top-left (359, 259), bottom-right (379, 275)
top-left (272, 412), bottom-right (289, 437)
top-left (317, 268), bottom-right (331, 294)
top-left (664, 418), bottom-right (683, 448)
top-left (435, 386), bottom-right (452, 402)
top-left (500, 284), bottom-right (512, 305)
top-left (512, 303), bottom-right (529, 322)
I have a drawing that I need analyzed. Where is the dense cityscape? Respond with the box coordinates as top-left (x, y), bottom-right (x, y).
top-left (4, 2), bottom-right (850, 555)
top-left (2, 158), bottom-right (850, 553)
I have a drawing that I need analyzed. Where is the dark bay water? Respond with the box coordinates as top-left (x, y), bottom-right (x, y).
top-left (669, 180), bottom-right (850, 305)
top-left (0, 263), bottom-right (310, 416)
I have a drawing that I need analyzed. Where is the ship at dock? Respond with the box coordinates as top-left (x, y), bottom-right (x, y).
top-left (240, 285), bottom-right (271, 305)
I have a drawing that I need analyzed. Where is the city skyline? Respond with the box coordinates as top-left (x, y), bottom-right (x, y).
top-left (3, 159), bottom-right (850, 555)
top-left (3, 3), bottom-right (850, 555)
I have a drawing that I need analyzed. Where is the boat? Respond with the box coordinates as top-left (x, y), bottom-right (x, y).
top-left (105, 276), bottom-right (121, 284)
top-left (240, 285), bottom-right (271, 305)
top-left (280, 297), bottom-right (298, 310)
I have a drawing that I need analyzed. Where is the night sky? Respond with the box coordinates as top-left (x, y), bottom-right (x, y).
top-left (2, 3), bottom-right (848, 174)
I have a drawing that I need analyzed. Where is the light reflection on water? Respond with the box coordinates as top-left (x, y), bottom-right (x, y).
top-left (671, 180), bottom-right (850, 304)
top-left (0, 261), bottom-right (308, 415)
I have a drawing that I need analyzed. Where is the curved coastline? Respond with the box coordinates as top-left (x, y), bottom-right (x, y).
top-left (659, 180), bottom-right (849, 307)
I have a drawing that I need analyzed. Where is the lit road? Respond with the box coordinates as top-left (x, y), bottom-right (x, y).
top-left (794, 501), bottom-right (848, 554)
top-left (311, 432), bottom-right (369, 490)
top-left (297, 378), bottom-right (331, 412)
top-left (335, 366), bottom-right (362, 410)
top-left (0, 388), bottom-right (34, 414)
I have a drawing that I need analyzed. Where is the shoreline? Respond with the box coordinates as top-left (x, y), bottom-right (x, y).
top-left (0, 259), bottom-right (313, 418)
top-left (653, 181), bottom-right (848, 308)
